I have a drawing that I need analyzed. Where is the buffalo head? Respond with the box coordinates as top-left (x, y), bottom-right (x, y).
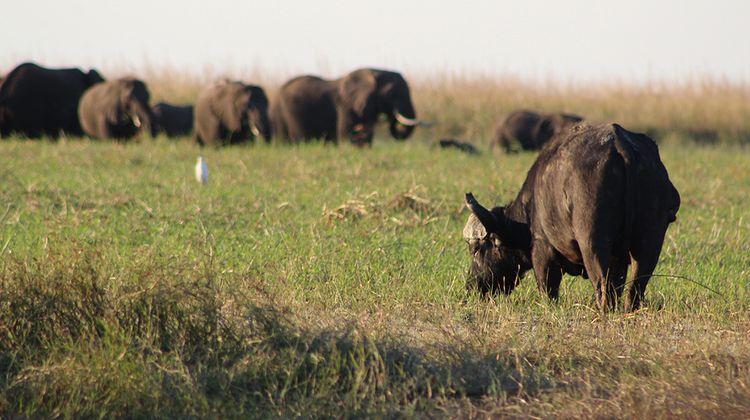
top-left (463, 193), bottom-right (531, 296)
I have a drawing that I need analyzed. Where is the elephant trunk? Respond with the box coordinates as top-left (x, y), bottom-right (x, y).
top-left (249, 109), bottom-right (272, 143)
top-left (389, 114), bottom-right (415, 141)
top-left (389, 98), bottom-right (418, 140)
top-left (132, 101), bottom-right (155, 138)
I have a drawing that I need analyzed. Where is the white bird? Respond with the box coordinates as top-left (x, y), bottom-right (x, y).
top-left (195, 156), bottom-right (208, 185)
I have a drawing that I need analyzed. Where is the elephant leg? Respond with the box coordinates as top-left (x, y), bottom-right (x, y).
top-left (272, 116), bottom-right (289, 142)
top-left (351, 125), bottom-right (374, 147)
top-left (500, 133), bottom-right (512, 153)
top-left (489, 136), bottom-right (501, 152)
top-left (228, 128), bottom-right (243, 144)
top-left (323, 130), bottom-right (337, 144)
top-left (199, 116), bottom-right (221, 146)
top-left (336, 109), bottom-right (353, 143)
top-left (96, 116), bottom-right (110, 139)
top-left (0, 111), bottom-right (10, 137)
top-left (284, 116), bottom-right (307, 143)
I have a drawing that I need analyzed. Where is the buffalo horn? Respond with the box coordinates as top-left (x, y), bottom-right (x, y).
top-left (464, 192), bottom-right (500, 234)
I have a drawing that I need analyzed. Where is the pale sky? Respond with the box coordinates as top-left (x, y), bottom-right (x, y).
top-left (2, 0), bottom-right (748, 83)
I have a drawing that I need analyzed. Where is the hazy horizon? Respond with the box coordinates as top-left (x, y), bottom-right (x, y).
top-left (2, 0), bottom-right (748, 83)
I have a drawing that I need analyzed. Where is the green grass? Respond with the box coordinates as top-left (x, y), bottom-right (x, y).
top-left (1, 136), bottom-right (749, 418)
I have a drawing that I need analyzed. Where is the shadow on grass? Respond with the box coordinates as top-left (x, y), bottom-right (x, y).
top-left (0, 243), bottom-right (552, 418)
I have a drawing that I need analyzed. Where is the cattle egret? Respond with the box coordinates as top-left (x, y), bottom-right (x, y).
top-left (195, 156), bottom-right (208, 185)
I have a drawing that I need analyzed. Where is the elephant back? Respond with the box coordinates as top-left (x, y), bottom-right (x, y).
top-left (0, 62), bottom-right (104, 137)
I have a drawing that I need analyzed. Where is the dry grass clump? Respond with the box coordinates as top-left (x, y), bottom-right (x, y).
top-left (322, 187), bottom-right (438, 226)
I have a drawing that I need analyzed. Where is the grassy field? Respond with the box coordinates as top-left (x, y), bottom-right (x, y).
top-left (1, 131), bottom-right (749, 417)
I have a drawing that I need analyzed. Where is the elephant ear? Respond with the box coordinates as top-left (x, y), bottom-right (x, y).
top-left (120, 80), bottom-right (136, 99)
top-left (131, 80), bottom-right (150, 103)
top-left (85, 69), bottom-right (105, 86)
top-left (234, 86), bottom-right (252, 109)
top-left (338, 70), bottom-right (377, 117)
top-left (224, 84), bottom-right (250, 125)
top-left (243, 86), bottom-right (266, 108)
top-left (233, 85), bottom-right (252, 112)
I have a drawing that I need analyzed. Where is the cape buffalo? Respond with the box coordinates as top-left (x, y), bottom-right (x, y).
top-left (492, 110), bottom-right (583, 153)
top-left (464, 123), bottom-right (680, 312)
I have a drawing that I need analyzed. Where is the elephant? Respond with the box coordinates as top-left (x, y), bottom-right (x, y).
top-left (0, 62), bottom-right (104, 138)
top-left (78, 78), bottom-right (155, 140)
top-left (152, 102), bottom-right (193, 137)
top-left (491, 110), bottom-right (583, 153)
top-left (270, 68), bottom-right (429, 146)
top-left (194, 80), bottom-right (271, 146)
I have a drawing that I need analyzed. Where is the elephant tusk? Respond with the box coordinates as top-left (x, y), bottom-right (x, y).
top-left (394, 112), bottom-right (433, 127)
top-left (132, 114), bottom-right (142, 128)
top-left (394, 112), bottom-right (419, 126)
top-left (250, 124), bottom-right (260, 137)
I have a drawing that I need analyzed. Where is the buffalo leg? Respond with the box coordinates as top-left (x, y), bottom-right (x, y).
top-left (626, 257), bottom-right (657, 312)
top-left (626, 228), bottom-right (667, 311)
top-left (579, 243), bottom-right (615, 312)
top-left (532, 241), bottom-right (563, 300)
top-left (608, 259), bottom-right (629, 310)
